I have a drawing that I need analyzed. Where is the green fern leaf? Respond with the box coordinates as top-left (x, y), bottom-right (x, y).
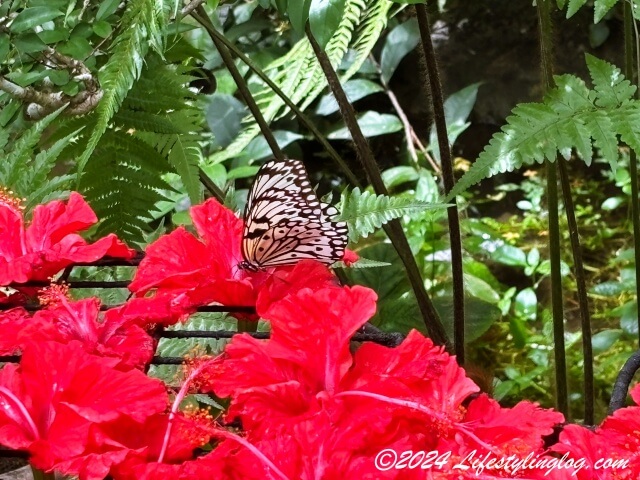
top-left (77, 0), bottom-right (166, 176)
top-left (2, 107), bottom-right (65, 185)
top-left (594, 0), bottom-right (619, 22)
top-left (566, 0), bottom-right (588, 17)
top-left (208, 0), bottom-right (390, 164)
top-left (0, 108), bottom-right (74, 207)
top-left (588, 53), bottom-right (636, 108)
top-left (167, 133), bottom-right (202, 204)
top-left (445, 54), bottom-right (640, 202)
top-left (337, 187), bottom-right (446, 242)
top-left (82, 132), bottom-right (172, 243)
top-left (115, 110), bottom-right (181, 134)
top-left (333, 256), bottom-right (392, 268)
top-left (613, 105), bottom-right (640, 153)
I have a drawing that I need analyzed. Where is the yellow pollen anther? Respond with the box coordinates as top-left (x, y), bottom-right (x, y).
top-left (0, 187), bottom-right (25, 211)
top-left (38, 283), bottom-right (70, 307)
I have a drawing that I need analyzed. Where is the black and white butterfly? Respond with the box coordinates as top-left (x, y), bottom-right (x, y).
top-left (238, 159), bottom-right (348, 271)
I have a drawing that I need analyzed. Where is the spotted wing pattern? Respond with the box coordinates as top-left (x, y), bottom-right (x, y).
top-left (241, 159), bottom-right (348, 269)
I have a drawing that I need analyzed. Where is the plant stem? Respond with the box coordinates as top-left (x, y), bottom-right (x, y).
top-left (306, 27), bottom-right (451, 350)
top-left (195, 22), bottom-right (361, 187)
top-left (192, 6), bottom-right (283, 162)
top-left (558, 159), bottom-right (594, 424)
top-left (624, 0), bottom-right (640, 348)
top-left (414, 5), bottom-right (465, 362)
top-left (198, 167), bottom-right (225, 202)
top-left (537, 0), bottom-right (569, 419)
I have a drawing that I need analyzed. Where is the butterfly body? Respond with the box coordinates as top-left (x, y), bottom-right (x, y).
top-left (240, 159), bottom-right (348, 270)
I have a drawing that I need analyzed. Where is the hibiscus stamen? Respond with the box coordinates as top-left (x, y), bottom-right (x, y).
top-left (336, 390), bottom-right (500, 454)
top-left (157, 354), bottom-right (223, 463)
top-left (0, 386), bottom-right (39, 440)
top-left (0, 187), bottom-right (25, 211)
top-left (216, 429), bottom-right (291, 480)
top-left (38, 283), bottom-right (70, 308)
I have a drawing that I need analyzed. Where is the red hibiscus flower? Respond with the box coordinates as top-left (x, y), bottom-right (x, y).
top-left (0, 307), bottom-right (58, 355)
top-left (549, 383), bottom-right (640, 479)
top-left (0, 341), bottom-right (167, 478)
top-left (0, 287), bottom-right (154, 369)
top-left (0, 191), bottom-right (135, 286)
top-left (105, 355), bottom-right (288, 480)
top-left (206, 285), bottom-right (378, 432)
top-left (127, 198), bottom-right (343, 324)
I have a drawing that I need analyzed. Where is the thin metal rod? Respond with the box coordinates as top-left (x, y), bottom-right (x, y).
top-left (414, 4), bottom-right (465, 363)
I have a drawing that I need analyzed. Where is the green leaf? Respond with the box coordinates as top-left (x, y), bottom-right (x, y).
top-left (227, 165), bottom-right (260, 180)
top-left (13, 33), bottom-right (47, 53)
top-left (333, 256), bottom-right (391, 268)
top-left (566, 0), bottom-right (588, 17)
top-left (430, 83), bottom-right (480, 161)
top-left (601, 196), bottom-right (623, 210)
top-left (591, 329), bottom-right (622, 354)
top-left (464, 274), bottom-right (500, 304)
top-left (594, 0), bottom-right (619, 22)
top-left (388, 0), bottom-right (426, 3)
top-left (288, 0), bottom-right (312, 32)
top-left (591, 281), bottom-right (629, 296)
top-left (436, 295), bottom-right (500, 343)
top-left (493, 245), bottom-right (527, 267)
top-left (328, 111), bottom-right (402, 139)
top-left (10, 7), bottom-right (63, 33)
top-left (509, 317), bottom-right (529, 349)
top-left (589, 22), bottom-right (610, 48)
top-left (380, 18), bottom-right (419, 83)
top-left (618, 301), bottom-right (638, 336)
top-left (0, 33), bottom-right (9, 60)
top-left (37, 28), bottom-right (70, 44)
top-left (315, 79), bottom-right (383, 116)
top-left (206, 94), bottom-right (247, 148)
top-left (208, 0), bottom-right (391, 164)
top-left (514, 288), bottom-right (537, 321)
top-left (93, 20), bottom-right (113, 38)
top-left (240, 131), bottom-right (303, 162)
top-left (168, 135), bottom-right (202, 205)
top-left (309, 0), bottom-right (347, 49)
top-left (337, 187), bottom-right (446, 242)
top-left (97, 0), bottom-right (121, 21)
top-left (77, 0), bottom-right (165, 177)
top-left (587, 54), bottom-right (636, 108)
top-left (445, 54), bottom-right (638, 201)
top-left (273, 0), bottom-right (289, 15)
top-left (381, 166), bottom-right (419, 189)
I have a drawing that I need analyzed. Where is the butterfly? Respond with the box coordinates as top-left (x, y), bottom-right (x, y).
top-left (239, 159), bottom-right (348, 271)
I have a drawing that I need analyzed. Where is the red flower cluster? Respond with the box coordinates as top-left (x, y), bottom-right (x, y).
top-left (548, 385), bottom-right (640, 479)
top-left (0, 288), bottom-right (155, 369)
top-left (0, 192), bottom-right (637, 480)
top-left (0, 191), bottom-right (134, 289)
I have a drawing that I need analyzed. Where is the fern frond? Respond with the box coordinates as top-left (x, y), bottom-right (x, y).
top-left (81, 131), bottom-right (172, 243)
top-left (62, 56), bottom-right (204, 242)
top-left (0, 108), bottom-right (75, 207)
top-left (337, 187), bottom-right (447, 242)
top-left (115, 110), bottom-right (181, 134)
top-left (445, 54), bottom-right (640, 201)
top-left (2, 107), bottom-right (65, 185)
top-left (208, 0), bottom-right (389, 164)
top-left (77, 0), bottom-right (167, 175)
top-left (344, 0), bottom-right (392, 78)
top-left (333, 257), bottom-right (392, 268)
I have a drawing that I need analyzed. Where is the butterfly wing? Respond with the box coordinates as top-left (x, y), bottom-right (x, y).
top-left (242, 159), bottom-right (347, 269)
